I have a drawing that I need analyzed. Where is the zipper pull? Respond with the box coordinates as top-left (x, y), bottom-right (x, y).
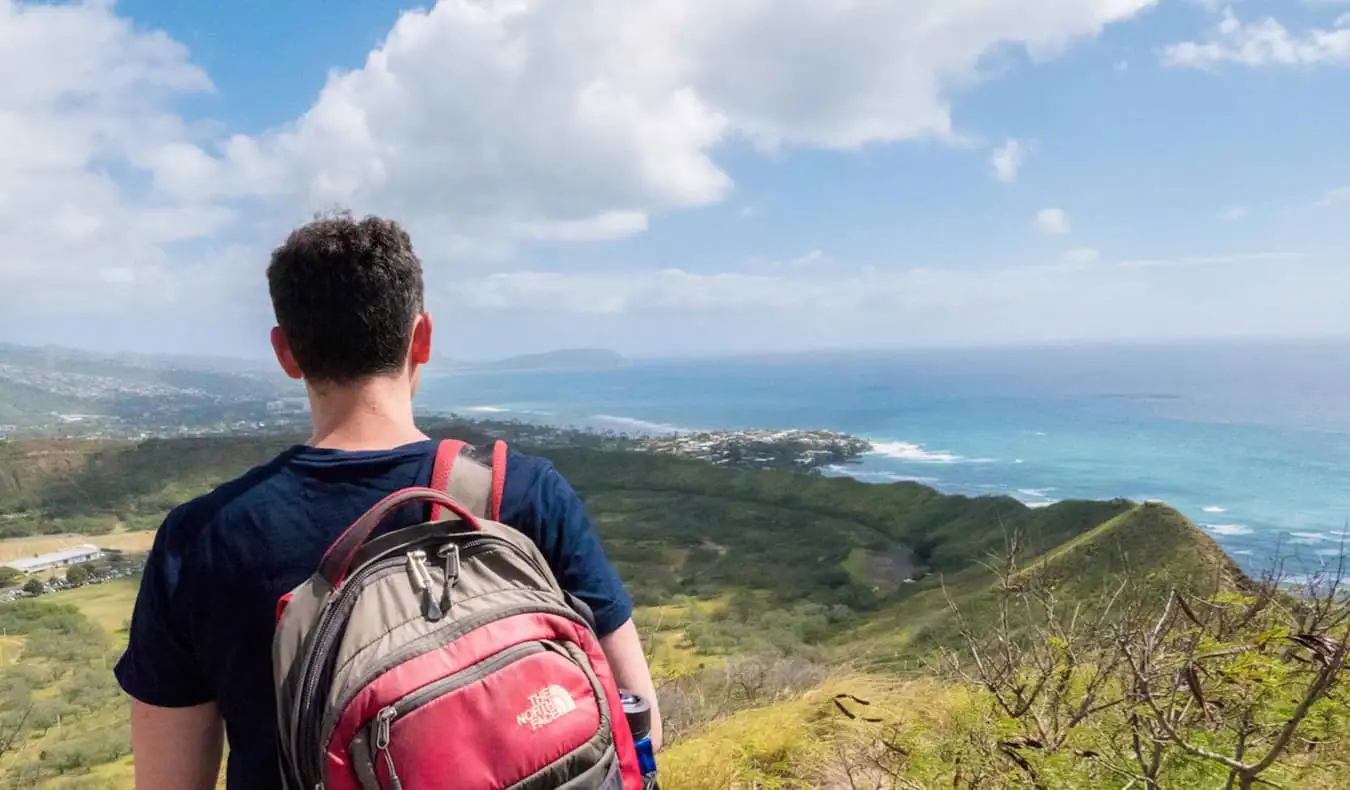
top-left (407, 550), bottom-right (443, 621)
top-left (374, 707), bottom-right (404, 790)
top-left (437, 544), bottom-right (460, 613)
top-left (405, 550), bottom-right (428, 593)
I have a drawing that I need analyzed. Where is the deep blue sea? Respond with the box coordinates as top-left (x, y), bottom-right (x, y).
top-left (420, 341), bottom-right (1350, 576)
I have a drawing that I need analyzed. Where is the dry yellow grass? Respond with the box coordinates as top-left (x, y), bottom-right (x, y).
top-left (0, 633), bottom-right (24, 663)
top-left (658, 675), bottom-right (880, 789)
top-left (636, 596), bottom-right (731, 681)
top-left (46, 577), bottom-right (141, 648)
top-left (658, 674), bottom-right (986, 790)
top-left (0, 529), bottom-right (155, 563)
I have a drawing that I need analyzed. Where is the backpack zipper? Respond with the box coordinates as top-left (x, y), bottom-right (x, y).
top-left (405, 550), bottom-right (442, 621)
top-left (373, 707), bottom-right (403, 790)
top-left (294, 534), bottom-right (558, 787)
top-left (366, 641), bottom-right (583, 786)
top-left (436, 544), bottom-right (460, 614)
top-left (318, 602), bottom-right (594, 777)
top-left (293, 555), bottom-right (407, 787)
top-left (388, 641), bottom-right (547, 720)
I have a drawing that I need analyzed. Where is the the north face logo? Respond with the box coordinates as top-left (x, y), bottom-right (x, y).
top-left (517, 685), bottom-right (577, 730)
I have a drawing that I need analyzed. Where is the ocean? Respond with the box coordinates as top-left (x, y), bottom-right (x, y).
top-left (420, 340), bottom-right (1350, 575)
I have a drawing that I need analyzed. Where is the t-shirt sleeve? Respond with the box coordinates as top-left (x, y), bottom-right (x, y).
top-left (520, 460), bottom-right (634, 637)
top-left (113, 510), bottom-right (214, 708)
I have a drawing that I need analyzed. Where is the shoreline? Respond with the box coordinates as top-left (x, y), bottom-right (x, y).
top-left (440, 411), bottom-right (1345, 575)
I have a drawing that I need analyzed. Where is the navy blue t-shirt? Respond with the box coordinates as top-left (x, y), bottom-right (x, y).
top-left (113, 439), bottom-right (632, 790)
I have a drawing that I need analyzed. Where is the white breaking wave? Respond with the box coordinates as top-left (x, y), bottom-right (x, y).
top-left (589, 414), bottom-right (686, 435)
top-left (1203, 523), bottom-right (1253, 536)
top-left (463, 405), bottom-right (510, 413)
top-left (868, 441), bottom-right (962, 463)
top-left (1203, 506), bottom-right (1226, 514)
top-left (868, 441), bottom-right (995, 464)
top-left (1015, 488), bottom-right (1060, 508)
top-left (1288, 531), bottom-right (1345, 545)
top-left (826, 466), bottom-right (939, 484)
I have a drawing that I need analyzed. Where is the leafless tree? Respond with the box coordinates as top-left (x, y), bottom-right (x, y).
top-left (935, 526), bottom-right (1350, 789)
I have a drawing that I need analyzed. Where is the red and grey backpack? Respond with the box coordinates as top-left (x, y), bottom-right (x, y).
top-left (272, 439), bottom-right (643, 789)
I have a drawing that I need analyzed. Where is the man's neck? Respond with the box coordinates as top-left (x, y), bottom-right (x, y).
top-left (304, 376), bottom-right (428, 451)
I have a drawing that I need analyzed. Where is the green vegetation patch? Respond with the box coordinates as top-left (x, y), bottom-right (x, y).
top-left (0, 600), bottom-right (130, 786)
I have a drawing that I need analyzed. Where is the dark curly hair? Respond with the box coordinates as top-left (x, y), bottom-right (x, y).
top-left (267, 210), bottom-right (425, 384)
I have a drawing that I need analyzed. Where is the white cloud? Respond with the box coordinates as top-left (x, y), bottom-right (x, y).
top-left (1113, 252), bottom-right (1299, 269)
top-left (0, 0), bottom-right (235, 313)
top-left (199, 0), bottom-right (1157, 227)
top-left (1218, 204), bottom-right (1250, 221)
top-left (511, 211), bottom-right (649, 242)
top-left (1315, 186), bottom-right (1350, 207)
top-left (1063, 247), bottom-right (1101, 265)
top-left (0, 0), bottom-right (1165, 316)
top-left (1163, 8), bottom-right (1350, 68)
top-left (990, 139), bottom-right (1025, 183)
top-left (1034, 208), bottom-right (1072, 234)
top-left (785, 250), bottom-right (829, 269)
top-left (435, 251), bottom-right (1342, 357)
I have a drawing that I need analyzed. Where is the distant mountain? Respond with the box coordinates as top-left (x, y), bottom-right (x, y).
top-left (440, 348), bottom-right (626, 373)
top-left (0, 342), bottom-right (296, 430)
top-left (0, 342), bottom-right (626, 432)
top-left (0, 342), bottom-right (278, 378)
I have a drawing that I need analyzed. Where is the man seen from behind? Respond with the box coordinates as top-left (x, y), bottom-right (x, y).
top-left (114, 212), bottom-right (661, 789)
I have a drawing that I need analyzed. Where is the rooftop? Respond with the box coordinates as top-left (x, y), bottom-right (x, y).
top-left (3, 543), bottom-right (103, 572)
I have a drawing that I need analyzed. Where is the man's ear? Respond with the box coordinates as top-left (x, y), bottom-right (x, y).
top-left (408, 312), bottom-right (433, 368)
top-left (270, 327), bottom-right (304, 380)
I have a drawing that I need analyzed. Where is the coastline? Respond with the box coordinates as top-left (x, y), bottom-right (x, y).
top-left (434, 406), bottom-right (1348, 575)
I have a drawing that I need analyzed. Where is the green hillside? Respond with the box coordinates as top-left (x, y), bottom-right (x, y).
top-left (1, 429), bottom-right (1346, 789)
top-left (0, 380), bottom-right (95, 427)
top-left (1021, 500), bottom-right (1247, 596)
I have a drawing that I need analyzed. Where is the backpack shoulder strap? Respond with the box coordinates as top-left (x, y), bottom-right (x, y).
top-left (489, 438), bottom-right (507, 522)
top-left (429, 438), bottom-right (508, 521)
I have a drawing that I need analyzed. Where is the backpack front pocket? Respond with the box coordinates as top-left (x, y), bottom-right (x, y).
top-left (351, 640), bottom-right (610, 790)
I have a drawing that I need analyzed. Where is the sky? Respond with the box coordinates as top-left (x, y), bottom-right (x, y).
top-left (1, 0), bottom-right (1349, 360)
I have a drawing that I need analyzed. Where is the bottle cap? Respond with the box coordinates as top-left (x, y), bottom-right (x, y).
top-left (619, 689), bottom-right (652, 740)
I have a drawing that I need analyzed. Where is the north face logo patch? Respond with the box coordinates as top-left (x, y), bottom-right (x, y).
top-left (517, 685), bottom-right (578, 730)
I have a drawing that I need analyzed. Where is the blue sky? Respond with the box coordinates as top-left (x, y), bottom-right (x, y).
top-left (1, 0), bottom-right (1348, 359)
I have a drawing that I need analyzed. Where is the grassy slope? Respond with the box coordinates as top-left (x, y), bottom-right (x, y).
top-left (837, 502), bottom-right (1249, 671)
top-left (1, 581), bottom-right (229, 790)
top-left (660, 674), bottom-right (988, 790)
top-left (0, 587), bottom-right (133, 789)
top-left (1021, 500), bottom-right (1246, 596)
top-left (656, 509), bottom-right (1310, 789)
top-left (0, 433), bottom-right (1256, 787)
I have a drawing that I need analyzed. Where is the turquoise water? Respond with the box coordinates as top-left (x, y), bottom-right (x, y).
top-left (420, 341), bottom-right (1350, 574)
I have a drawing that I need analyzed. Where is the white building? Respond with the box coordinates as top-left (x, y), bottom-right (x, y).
top-left (2, 544), bottom-right (104, 575)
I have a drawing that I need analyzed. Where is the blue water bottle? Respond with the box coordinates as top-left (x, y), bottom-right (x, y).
top-left (620, 690), bottom-right (659, 789)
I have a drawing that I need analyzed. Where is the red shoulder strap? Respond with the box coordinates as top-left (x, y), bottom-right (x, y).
top-left (429, 439), bottom-right (466, 521)
top-left (490, 439), bottom-right (507, 522)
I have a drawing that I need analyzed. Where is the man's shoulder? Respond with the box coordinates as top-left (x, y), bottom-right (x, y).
top-left (502, 444), bottom-right (558, 483)
top-left (155, 449), bottom-right (301, 548)
top-left (464, 443), bottom-right (580, 522)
